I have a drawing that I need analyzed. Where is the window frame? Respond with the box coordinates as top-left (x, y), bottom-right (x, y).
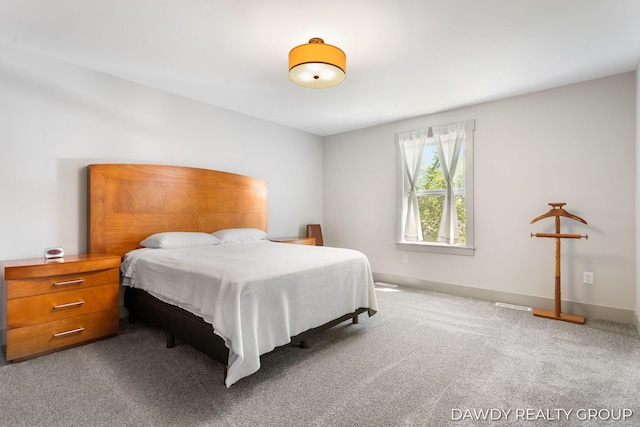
top-left (395, 120), bottom-right (475, 256)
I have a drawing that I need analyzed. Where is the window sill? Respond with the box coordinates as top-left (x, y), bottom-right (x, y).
top-left (396, 242), bottom-right (475, 256)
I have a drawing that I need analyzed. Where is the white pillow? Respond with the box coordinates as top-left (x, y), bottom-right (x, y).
top-left (140, 232), bottom-right (222, 249)
top-left (211, 228), bottom-right (267, 243)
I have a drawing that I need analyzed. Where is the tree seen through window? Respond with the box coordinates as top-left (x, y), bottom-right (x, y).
top-left (415, 145), bottom-right (466, 244)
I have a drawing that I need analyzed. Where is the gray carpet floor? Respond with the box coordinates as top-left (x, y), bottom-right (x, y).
top-left (1, 285), bottom-right (639, 426)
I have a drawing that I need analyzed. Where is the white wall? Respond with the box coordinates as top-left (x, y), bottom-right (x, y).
top-left (636, 66), bottom-right (640, 329)
top-left (324, 73), bottom-right (636, 315)
top-left (0, 42), bottom-right (323, 262)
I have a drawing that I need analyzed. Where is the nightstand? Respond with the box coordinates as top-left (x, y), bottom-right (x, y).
top-left (269, 237), bottom-right (316, 245)
top-left (2, 253), bottom-right (120, 362)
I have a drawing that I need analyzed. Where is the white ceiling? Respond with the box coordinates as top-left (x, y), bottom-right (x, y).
top-left (1, 0), bottom-right (640, 136)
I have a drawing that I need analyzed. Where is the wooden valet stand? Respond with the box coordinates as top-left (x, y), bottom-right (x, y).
top-left (530, 202), bottom-right (588, 324)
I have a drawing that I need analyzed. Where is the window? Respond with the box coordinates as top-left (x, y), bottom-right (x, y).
top-left (396, 120), bottom-right (475, 256)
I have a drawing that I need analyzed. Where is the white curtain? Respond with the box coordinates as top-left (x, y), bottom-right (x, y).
top-left (433, 122), bottom-right (466, 244)
top-left (398, 129), bottom-right (427, 242)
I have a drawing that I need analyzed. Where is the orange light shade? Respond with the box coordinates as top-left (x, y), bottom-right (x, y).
top-left (288, 38), bottom-right (346, 88)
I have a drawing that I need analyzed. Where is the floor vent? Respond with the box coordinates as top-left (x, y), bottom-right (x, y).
top-left (374, 282), bottom-right (398, 288)
top-left (374, 282), bottom-right (400, 292)
top-left (495, 302), bottom-right (532, 311)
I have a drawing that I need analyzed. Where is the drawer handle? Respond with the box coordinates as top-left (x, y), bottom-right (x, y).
top-left (53, 301), bottom-right (85, 309)
top-left (53, 327), bottom-right (85, 337)
top-left (53, 279), bottom-right (85, 286)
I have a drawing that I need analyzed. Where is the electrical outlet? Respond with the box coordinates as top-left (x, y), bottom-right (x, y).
top-left (583, 271), bottom-right (594, 285)
top-left (402, 255), bottom-right (408, 264)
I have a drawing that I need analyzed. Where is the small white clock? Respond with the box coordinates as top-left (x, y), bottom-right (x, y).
top-left (44, 247), bottom-right (64, 259)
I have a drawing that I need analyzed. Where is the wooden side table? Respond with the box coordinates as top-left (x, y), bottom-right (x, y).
top-left (269, 237), bottom-right (316, 245)
top-left (2, 253), bottom-right (121, 361)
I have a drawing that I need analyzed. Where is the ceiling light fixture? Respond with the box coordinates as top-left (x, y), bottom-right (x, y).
top-left (288, 38), bottom-right (346, 88)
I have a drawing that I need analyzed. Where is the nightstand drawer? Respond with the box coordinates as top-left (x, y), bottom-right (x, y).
top-left (6, 267), bottom-right (119, 299)
top-left (7, 284), bottom-right (119, 328)
top-left (5, 309), bottom-right (119, 361)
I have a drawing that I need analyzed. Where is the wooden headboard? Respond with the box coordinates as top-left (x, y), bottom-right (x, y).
top-left (88, 164), bottom-right (268, 257)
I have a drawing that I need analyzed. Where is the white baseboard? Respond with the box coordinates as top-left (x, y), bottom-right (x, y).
top-left (373, 272), bottom-right (636, 326)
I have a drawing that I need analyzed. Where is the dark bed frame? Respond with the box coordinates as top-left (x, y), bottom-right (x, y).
top-left (88, 164), bottom-right (369, 381)
top-left (125, 287), bottom-right (365, 369)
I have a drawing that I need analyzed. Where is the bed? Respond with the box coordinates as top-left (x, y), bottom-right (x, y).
top-left (87, 164), bottom-right (377, 386)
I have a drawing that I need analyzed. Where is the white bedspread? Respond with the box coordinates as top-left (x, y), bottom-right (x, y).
top-left (121, 240), bottom-right (377, 386)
